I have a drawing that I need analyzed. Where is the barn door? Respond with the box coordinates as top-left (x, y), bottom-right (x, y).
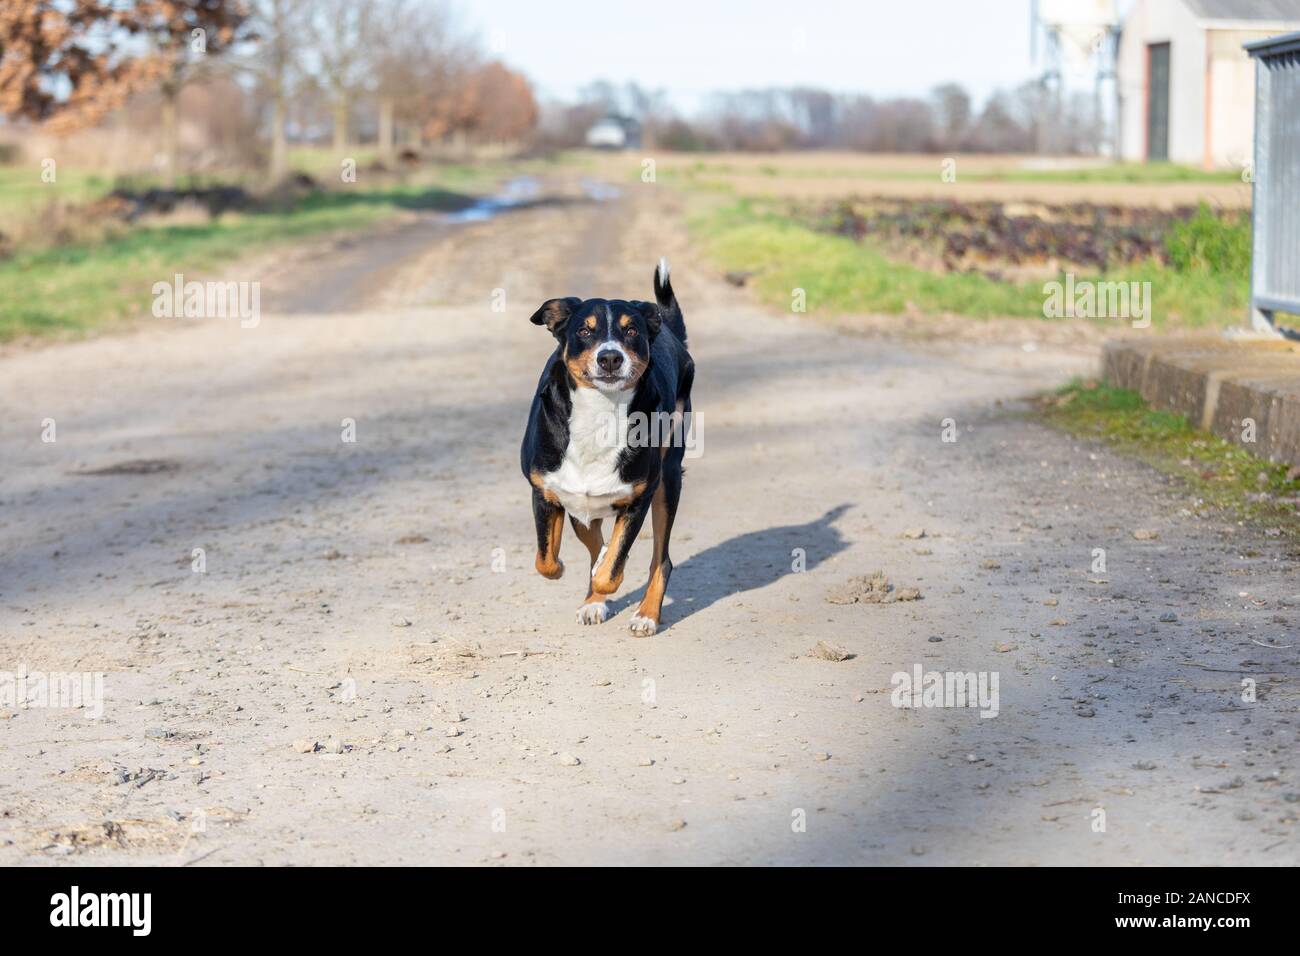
top-left (1147, 42), bottom-right (1171, 161)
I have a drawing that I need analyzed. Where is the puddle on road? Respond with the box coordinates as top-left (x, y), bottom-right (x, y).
top-left (442, 175), bottom-right (620, 223)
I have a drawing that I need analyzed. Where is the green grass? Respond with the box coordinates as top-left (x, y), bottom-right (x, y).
top-left (689, 197), bottom-right (1252, 327)
top-left (692, 198), bottom-right (1045, 319)
top-left (0, 149), bottom-right (589, 341)
top-left (0, 181), bottom-right (472, 341)
top-left (648, 158), bottom-right (1242, 186)
top-left (985, 161), bottom-right (1244, 185)
top-left (0, 166), bottom-right (117, 220)
top-left (1039, 380), bottom-right (1300, 533)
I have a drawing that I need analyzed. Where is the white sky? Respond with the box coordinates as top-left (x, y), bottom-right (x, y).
top-left (462, 0), bottom-right (1060, 112)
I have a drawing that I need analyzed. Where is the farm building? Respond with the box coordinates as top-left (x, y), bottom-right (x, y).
top-left (1117, 0), bottom-right (1300, 167)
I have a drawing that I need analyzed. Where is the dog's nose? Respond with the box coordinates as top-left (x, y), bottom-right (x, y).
top-left (596, 349), bottom-right (624, 373)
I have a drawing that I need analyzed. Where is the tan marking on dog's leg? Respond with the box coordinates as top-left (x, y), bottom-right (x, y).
top-left (535, 507), bottom-right (565, 579)
top-left (591, 514), bottom-right (632, 595)
top-left (529, 469), bottom-right (562, 505)
top-left (610, 480), bottom-right (647, 509)
top-left (631, 485), bottom-right (671, 635)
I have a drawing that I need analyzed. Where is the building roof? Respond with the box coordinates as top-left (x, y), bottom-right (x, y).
top-left (1184, 0), bottom-right (1300, 22)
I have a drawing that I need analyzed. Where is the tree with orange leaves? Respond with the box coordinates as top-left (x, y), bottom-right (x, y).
top-left (0, 1), bottom-right (246, 181)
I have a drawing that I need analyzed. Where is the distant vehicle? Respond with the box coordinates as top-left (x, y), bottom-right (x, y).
top-left (585, 115), bottom-right (641, 150)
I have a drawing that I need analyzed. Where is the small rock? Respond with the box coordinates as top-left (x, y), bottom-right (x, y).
top-left (321, 738), bottom-right (344, 754)
top-left (813, 752), bottom-right (830, 762)
top-left (1158, 611), bottom-right (1178, 623)
top-left (668, 819), bottom-right (687, 831)
top-left (1132, 528), bottom-right (1159, 541)
top-left (557, 752), bottom-right (581, 766)
top-left (292, 738), bottom-right (316, 754)
top-left (810, 639), bottom-right (853, 662)
top-left (901, 528), bottom-right (926, 540)
top-left (638, 758), bottom-right (655, 766)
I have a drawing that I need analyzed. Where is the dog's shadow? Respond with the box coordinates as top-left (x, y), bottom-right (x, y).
top-left (610, 503), bottom-right (851, 629)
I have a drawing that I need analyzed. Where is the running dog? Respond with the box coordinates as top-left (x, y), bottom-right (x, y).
top-left (521, 259), bottom-right (693, 636)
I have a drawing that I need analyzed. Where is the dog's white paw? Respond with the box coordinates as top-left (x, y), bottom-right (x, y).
top-left (628, 614), bottom-right (658, 637)
top-left (576, 601), bottom-right (609, 625)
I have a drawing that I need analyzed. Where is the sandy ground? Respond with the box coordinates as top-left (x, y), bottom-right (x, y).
top-left (0, 176), bottom-right (1296, 866)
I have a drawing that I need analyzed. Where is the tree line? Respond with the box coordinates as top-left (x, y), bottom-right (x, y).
top-left (1, 1), bottom-right (1106, 174)
top-left (0, 0), bottom-right (538, 181)
top-left (542, 80), bottom-right (1107, 155)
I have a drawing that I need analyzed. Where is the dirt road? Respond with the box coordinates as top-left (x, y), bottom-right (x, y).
top-left (1, 177), bottom-right (1296, 865)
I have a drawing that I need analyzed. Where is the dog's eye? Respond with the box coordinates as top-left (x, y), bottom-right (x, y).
top-left (625, 327), bottom-right (637, 339)
top-left (577, 327), bottom-right (591, 338)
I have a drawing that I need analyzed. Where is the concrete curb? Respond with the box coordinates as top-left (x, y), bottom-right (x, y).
top-left (1103, 337), bottom-right (1300, 467)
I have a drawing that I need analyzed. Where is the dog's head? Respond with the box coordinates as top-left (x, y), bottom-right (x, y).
top-left (530, 296), bottom-right (660, 392)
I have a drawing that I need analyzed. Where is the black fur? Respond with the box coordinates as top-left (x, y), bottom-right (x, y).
top-left (520, 262), bottom-right (694, 631)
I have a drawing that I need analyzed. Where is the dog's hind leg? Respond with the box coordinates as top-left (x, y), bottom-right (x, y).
top-left (630, 466), bottom-right (681, 636)
top-left (532, 488), bottom-right (565, 579)
top-left (571, 516), bottom-right (608, 624)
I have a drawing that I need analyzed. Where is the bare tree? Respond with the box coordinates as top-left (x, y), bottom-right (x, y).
top-left (363, 0), bottom-right (482, 156)
top-left (240, 0), bottom-right (304, 180)
top-left (314, 0), bottom-right (365, 153)
top-left (137, 1), bottom-right (249, 185)
top-left (930, 83), bottom-right (972, 152)
top-left (367, 0), bottom-right (434, 161)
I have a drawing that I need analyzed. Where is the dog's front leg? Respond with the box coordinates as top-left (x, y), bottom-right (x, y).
top-left (590, 494), bottom-right (652, 597)
top-left (570, 516), bottom-right (609, 624)
top-left (532, 487), bottom-right (565, 579)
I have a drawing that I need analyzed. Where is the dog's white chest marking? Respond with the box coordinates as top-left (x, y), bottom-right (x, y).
top-left (542, 386), bottom-right (634, 526)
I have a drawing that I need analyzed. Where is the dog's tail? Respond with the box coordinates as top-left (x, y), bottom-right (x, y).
top-left (654, 257), bottom-right (686, 344)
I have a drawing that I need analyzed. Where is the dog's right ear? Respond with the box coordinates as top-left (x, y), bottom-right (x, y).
top-left (529, 297), bottom-right (582, 336)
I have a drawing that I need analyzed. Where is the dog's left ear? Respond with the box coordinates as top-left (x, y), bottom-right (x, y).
top-left (631, 300), bottom-right (662, 339)
top-left (529, 297), bottom-right (582, 335)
